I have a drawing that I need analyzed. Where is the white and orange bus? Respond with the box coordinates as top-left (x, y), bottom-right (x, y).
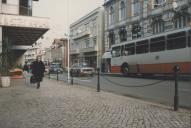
top-left (111, 27), bottom-right (191, 75)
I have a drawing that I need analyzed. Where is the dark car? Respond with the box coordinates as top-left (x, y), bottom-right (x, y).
top-left (49, 63), bottom-right (63, 74)
top-left (70, 63), bottom-right (95, 76)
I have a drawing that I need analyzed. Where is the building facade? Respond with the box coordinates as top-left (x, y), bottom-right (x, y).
top-left (0, 0), bottom-right (49, 68)
top-left (44, 38), bottom-right (68, 69)
top-left (70, 7), bottom-right (104, 68)
top-left (103, 0), bottom-right (191, 73)
top-left (104, 0), bottom-right (191, 50)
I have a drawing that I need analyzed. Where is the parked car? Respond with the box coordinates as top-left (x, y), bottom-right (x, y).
top-left (49, 63), bottom-right (63, 74)
top-left (70, 63), bottom-right (95, 77)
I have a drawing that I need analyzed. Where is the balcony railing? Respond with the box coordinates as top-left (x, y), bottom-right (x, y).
top-left (150, 0), bottom-right (189, 16)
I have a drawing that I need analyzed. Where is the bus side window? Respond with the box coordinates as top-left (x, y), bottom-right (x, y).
top-left (125, 43), bottom-right (135, 55)
top-left (112, 50), bottom-right (116, 57)
top-left (112, 46), bottom-right (121, 57)
top-left (121, 45), bottom-right (127, 56)
top-left (167, 31), bottom-right (186, 50)
top-left (150, 36), bottom-right (165, 52)
top-left (136, 40), bottom-right (149, 54)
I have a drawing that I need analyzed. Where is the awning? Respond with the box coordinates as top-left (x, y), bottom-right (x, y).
top-left (102, 51), bottom-right (112, 59)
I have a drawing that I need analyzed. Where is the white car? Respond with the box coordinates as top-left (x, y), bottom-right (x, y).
top-left (71, 63), bottom-right (95, 77)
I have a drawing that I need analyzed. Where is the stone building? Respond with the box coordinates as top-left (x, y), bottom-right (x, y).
top-left (70, 7), bottom-right (104, 68)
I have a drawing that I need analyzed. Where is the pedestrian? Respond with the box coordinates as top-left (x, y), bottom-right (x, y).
top-left (23, 62), bottom-right (29, 78)
top-left (31, 55), bottom-right (45, 89)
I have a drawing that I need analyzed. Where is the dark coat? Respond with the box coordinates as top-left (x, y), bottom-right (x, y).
top-left (31, 61), bottom-right (45, 82)
top-left (23, 64), bottom-right (29, 72)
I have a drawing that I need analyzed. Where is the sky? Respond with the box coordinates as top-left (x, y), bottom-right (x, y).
top-left (33, 0), bottom-right (104, 48)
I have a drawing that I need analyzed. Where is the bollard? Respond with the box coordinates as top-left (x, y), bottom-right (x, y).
top-left (57, 69), bottom-right (59, 81)
top-left (97, 68), bottom-right (100, 92)
top-left (173, 65), bottom-right (180, 111)
top-left (70, 69), bottom-right (73, 85)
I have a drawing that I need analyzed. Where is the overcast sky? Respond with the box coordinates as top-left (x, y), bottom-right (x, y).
top-left (33, 0), bottom-right (104, 48)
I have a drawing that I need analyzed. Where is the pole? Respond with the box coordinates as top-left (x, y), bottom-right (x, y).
top-left (173, 65), bottom-right (180, 111)
top-left (97, 68), bottom-right (100, 92)
top-left (67, 0), bottom-right (70, 83)
top-left (67, 36), bottom-right (70, 83)
top-left (57, 69), bottom-right (59, 81)
top-left (70, 69), bottom-right (73, 85)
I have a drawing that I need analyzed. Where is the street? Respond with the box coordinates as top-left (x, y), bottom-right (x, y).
top-left (49, 72), bottom-right (191, 108)
top-left (0, 78), bottom-right (190, 128)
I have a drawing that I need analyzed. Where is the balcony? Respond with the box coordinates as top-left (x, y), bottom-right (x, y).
top-left (150, 0), bottom-right (189, 16)
top-left (72, 30), bottom-right (91, 40)
top-left (80, 47), bottom-right (97, 53)
top-left (70, 49), bottom-right (80, 55)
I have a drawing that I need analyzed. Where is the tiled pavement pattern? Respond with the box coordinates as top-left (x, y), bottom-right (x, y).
top-left (0, 78), bottom-right (190, 128)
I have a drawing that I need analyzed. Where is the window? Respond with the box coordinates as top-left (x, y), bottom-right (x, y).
top-left (153, 0), bottom-right (166, 8)
top-left (119, 27), bottom-right (127, 42)
top-left (123, 43), bottom-right (135, 56)
top-left (174, 15), bottom-right (189, 28)
top-left (132, 0), bottom-right (140, 16)
top-left (109, 6), bottom-right (115, 24)
top-left (136, 40), bottom-right (149, 54)
top-left (93, 37), bottom-right (97, 47)
top-left (153, 20), bottom-right (164, 34)
top-left (85, 39), bottom-right (90, 48)
top-left (188, 30), bottom-right (191, 47)
top-left (132, 24), bottom-right (141, 39)
top-left (2, 0), bottom-right (6, 3)
top-left (167, 31), bottom-right (186, 50)
top-left (109, 31), bottom-right (115, 45)
top-left (119, 1), bottom-right (126, 20)
top-left (150, 36), bottom-right (165, 52)
top-left (112, 46), bottom-right (121, 57)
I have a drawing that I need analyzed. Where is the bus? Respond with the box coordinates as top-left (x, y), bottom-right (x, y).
top-left (111, 27), bottom-right (191, 75)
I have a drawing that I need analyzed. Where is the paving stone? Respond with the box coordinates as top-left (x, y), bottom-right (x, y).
top-left (0, 78), bottom-right (190, 128)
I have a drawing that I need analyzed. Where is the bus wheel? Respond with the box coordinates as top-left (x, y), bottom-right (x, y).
top-left (121, 63), bottom-right (129, 76)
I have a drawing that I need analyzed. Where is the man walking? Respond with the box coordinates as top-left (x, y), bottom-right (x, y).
top-left (31, 55), bottom-right (45, 89)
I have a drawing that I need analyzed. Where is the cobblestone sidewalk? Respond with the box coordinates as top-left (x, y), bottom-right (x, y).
top-left (0, 78), bottom-right (190, 128)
